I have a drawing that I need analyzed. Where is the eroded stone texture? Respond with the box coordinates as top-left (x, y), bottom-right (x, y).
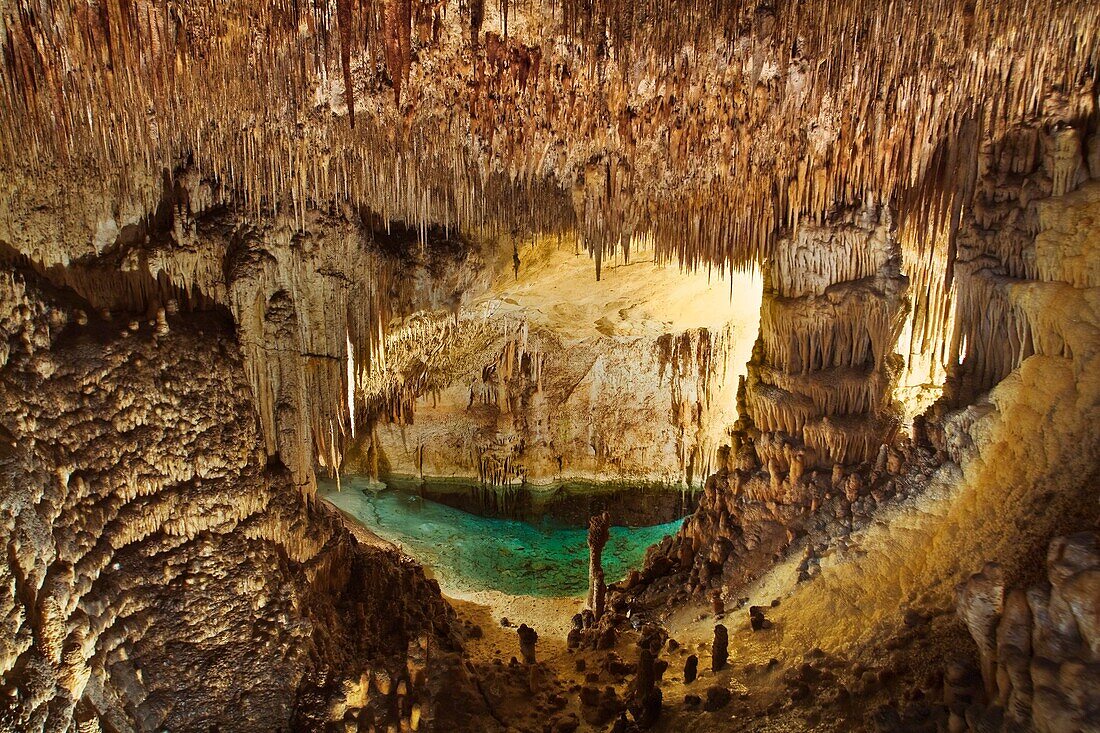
top-left (0, 269), bottom-right (487, 732)
top-left (623, 122), bottom-right (1100, 620)
top-left (955, 532), bottom-right (1100, 733)
top-left (622, 203), bottom-right (912, 603)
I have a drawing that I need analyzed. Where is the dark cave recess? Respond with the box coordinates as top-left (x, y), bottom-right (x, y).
top-left (376, 475), bottom-right (701, 527)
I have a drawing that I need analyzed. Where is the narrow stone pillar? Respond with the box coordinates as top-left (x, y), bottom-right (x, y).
top-left (587, 512), bottom-right (611, 619)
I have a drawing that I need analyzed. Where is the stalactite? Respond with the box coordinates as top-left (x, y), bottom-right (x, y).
top-left (337, 0), bottom-right (357, 127)
top-left (0, 1), bottom-right (1095, 279)
top-left (743, 204), bottom-right (908, 470)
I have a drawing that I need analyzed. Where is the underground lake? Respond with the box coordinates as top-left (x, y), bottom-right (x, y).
top-left (319, 476), bottom-right (693, 597)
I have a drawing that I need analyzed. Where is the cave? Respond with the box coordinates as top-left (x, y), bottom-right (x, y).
top-left (1, 2), bottom-right (1098, 732)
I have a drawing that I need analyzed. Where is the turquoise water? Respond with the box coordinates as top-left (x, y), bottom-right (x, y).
top-left (319, 477), bottom-right (684, 597)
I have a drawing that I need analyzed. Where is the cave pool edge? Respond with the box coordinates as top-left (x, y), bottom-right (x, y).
top-left (318, 476), bottom-right (696, 598)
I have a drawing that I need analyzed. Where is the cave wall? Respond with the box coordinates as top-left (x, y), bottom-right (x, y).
top-left (626, 119), bottom-right (1100, 621)
top-left (668, 122), bottom-right (1100, 727)
top-left (956, 531), bottom-right (1099, 733)
top-left (0, 268), bottom-right (488, 732)
top-left (362, 241), bottom-right (762, 487)
top-left (0, 3), bottom-right (1096, 731)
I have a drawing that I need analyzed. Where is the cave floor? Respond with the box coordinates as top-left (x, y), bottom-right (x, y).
top-left (447, 587), bottom-right (871, 732)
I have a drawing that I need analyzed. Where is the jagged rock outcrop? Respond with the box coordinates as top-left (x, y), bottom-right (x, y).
top-left (954, 532), bottom-right (1100, 733)
top-left (0, 268), bottom-right (488, 732)
top-left (624, 204), bottom-right (911, 601)
top-left (621, 114), bottom-right (1100, 616)
top-left (949, 119), bottom-right (1100, 406)
top-left (751, 206), bottom-right (907, 471)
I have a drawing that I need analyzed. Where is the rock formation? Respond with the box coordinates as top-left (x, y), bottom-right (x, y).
top-left (517, 624), bottom-right (539, 665)
top-left (711, 625), bottom-right (729, 673)
top-left (954, 532), bottom-right (1100, 733)
top-left (0, 266), bottom-right (488, 731)
top-left (0, 0), bottom-right (1097, 730)
top-left (588, 512), bottom-right (611, 620)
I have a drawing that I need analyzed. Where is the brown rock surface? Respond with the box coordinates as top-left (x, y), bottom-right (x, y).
top-left (0, 268), bottom-right (489, 732)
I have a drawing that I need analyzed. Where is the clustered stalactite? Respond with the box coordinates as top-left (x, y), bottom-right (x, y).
top-left (750, 205), bottom-right (906, 472)
top-left (0, 1), bottom-right (1095, 501)
top-left (0, 266), bottom-right (488, 732)
top-left (1, 1), bottom-right (1096, 278)
top-left (364, 299), bottom-right (742, 488)
top-left (1, 2), bottom-right (1099, 730)
top-left (947, 122), bottom-right (1099, 406)
top-left (620, 203), bottom-right (914, 603)
top-left (616, 106), bottom-right (1100, 603)
top-left (656, 327), bottom-right (740, 486)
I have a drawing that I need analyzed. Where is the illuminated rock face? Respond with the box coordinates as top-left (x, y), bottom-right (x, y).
top-left (750, 204), bottom-right (906, 472)
top-left (363, 240), bottom-right (762, 487)
top-left (0, 122), bottom-right (1096, 729)
top-left (0, 272), bottom-right (483, 733)
top-left (621, 204), bottom-right (910, 597)
top-left (625, 122), bottom-right (1100, 611)
top-left (0, 1), bottom-right (1098, 731)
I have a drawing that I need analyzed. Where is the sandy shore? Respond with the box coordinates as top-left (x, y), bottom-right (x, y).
top-left (445, 588), bottom-right (585, 640)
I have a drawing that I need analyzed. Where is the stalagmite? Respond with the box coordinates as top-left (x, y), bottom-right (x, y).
top-left (954, 533), bottom-right (1100, 733)
top-left (684, 655), bottom-right (698, 684)
top-left (587, 512), bottom-right (611, 619)
top-left (517, 624), bottom-right (538, 664)
top-left (711, 625), bottom-right (728, 672)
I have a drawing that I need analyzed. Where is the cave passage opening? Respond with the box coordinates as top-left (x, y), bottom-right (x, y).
top-left (329, 237), bottom-right (765, 597)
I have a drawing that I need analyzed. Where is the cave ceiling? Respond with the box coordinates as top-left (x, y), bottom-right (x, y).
top-left (1, 0), bottom-right (1096, 272)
